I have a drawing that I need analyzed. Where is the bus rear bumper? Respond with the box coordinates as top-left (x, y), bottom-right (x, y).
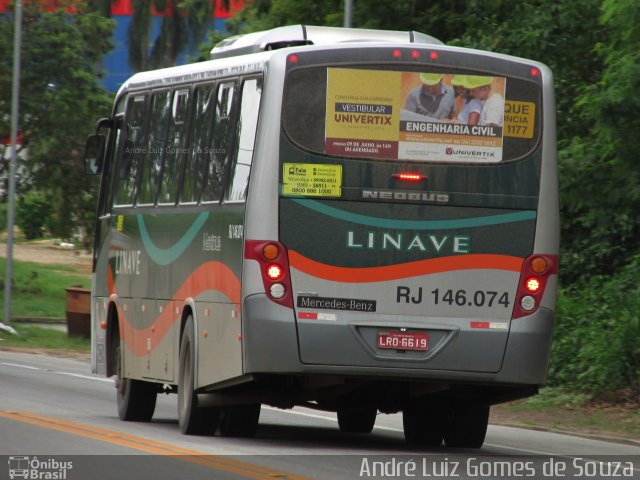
top-left (496, 307), bottom-right (554, 386)
top-left (242, 294), bottom-right (554, 388)
top-left (242, 294), bottom-right (301, 373)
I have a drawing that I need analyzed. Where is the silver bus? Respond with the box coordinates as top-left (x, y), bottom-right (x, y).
top-left (85, 25), bottom-right (558, 448)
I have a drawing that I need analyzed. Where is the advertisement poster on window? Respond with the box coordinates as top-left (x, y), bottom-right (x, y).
top-left (324, 68), bottom-right (507, 163)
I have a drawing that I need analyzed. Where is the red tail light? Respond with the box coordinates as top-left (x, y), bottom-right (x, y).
top-left (512, 254), bottom-right (558, 319)
top-left (266, 264), bottom-right (283, 280)
top-left (525, 277), bottom-right (541, 293)
top-left (244, 240), bottom-right (293, 308)
top-left (392, 172), bottom-right (424, 182)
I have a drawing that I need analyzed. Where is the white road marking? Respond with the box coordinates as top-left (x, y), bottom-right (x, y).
top-left (1, 362), bottom-right (41, 370)
top-left (54, 371), bottom-right (113, 383)
top-left (2, 361), bottom-right (112, 383)
top-left (263, 406), bottom-right (337, 423)
top-left (263, 405), bottom-right (403, 432)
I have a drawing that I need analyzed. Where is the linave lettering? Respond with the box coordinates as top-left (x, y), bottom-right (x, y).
top-left (297, 296), bottom-right (377, 312)
top-left (114, 249), bottom-right (141, 275)
top-left (347, 231), bottom-right (471, 255)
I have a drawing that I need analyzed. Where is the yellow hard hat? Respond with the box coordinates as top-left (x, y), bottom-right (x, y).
top-left (419, 73), bottom-right (443, 85)
top-left (464, 75), bottom-right (493, 89)
top-left (451, 75), bottom-right (468, 87)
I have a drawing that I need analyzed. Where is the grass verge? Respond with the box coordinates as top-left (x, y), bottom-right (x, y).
top-left (492, 387), bottom-right (640, 442)
top-left (0, 324), bottom-right (90, 352)
top-left (0, 256), bottom-right (91, 320)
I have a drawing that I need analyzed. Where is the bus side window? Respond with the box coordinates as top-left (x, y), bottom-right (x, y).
top-left (225, 77), bottom-right (262, 203)
top-left (202, 82), bottom-right (236, 203)
top-left (138, 90), bottom-right (172, 205)
top-left (181, 84), bottom-right (216, 204)
top-left (159, 89), bottom-right (191, 205)
top-left (115, 95), bottom-right (148, 206)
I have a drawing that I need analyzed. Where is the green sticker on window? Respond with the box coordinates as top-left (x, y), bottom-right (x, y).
top-left (283, 163), bottom-right (342, 197)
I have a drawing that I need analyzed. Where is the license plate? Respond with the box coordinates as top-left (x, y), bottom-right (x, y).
top-left (377, 331), bottom-right (429, 351)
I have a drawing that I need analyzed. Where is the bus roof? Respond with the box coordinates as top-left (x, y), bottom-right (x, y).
top-left (210, 25), bottom-right (443, 60)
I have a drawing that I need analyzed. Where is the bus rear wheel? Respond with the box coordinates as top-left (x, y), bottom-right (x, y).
top-left (443, 405), bottom-right (489, 448)
top-left (337, 407), bottom-right (377, 433)
top-left (219, 404), bottom-right (261, 437)
top-left (402, 401), bottom-right (446, 447)
top-left (178, 317), bottom-right (220, 435)
top-left (115, 345), bottom-right (157, 422)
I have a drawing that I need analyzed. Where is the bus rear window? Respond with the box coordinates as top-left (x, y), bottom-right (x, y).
top-left (283, 66), bottom-right (541, 164)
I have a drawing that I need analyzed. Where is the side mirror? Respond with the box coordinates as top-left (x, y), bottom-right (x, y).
top-left (84, 134), bottom-right (106, 175)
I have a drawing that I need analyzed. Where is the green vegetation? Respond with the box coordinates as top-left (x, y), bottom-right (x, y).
top-left (550, 257), bottom-right (640, 395)
top-left (0, 324), bottom-right (89, 352)
top-left (16, 193), bottom-right (51, 240)
top-left (0, 257), bottom-right (90, 320)
top-left (0, 4), bottom-right (114, 242)
top-left (495, 387), bottom-right (640, 439)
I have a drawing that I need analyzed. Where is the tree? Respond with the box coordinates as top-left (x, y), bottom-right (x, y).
top-left (226, 0), bottom-right (341, 33)
top-left (123, 0), bottom-right (216, 71)
top-left (0, 4), bottom-right (115, 241)
top-left (557, 0), bottom-right (640, 280)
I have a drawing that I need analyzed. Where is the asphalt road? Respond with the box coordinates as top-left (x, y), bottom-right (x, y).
top-left (1, 350), bottom-right (639, 480)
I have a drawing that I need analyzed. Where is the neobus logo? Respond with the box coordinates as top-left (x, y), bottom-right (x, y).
top-left (362, 190), bottom-right (449, 203)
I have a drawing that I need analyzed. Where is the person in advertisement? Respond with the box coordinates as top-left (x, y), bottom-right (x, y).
top-left (404, 73), bottom-right (455, 121)
top-left (466, 75), bottom-right (505, 127)
top-left (450, 75), bottom-right (483, 125)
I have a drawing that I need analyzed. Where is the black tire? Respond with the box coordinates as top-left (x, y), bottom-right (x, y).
top-left (444, 405), bottom-right (489, 448)
top-left (219, 403), bottom-right (261, 438)
top-left (402, 401), bottom-right (446, 447)
top-left (337, 407), bottom-right (377, 433)
top-left (178, 317), bottom-right (220, 435)
top-left (115, 345), bottom-right (157, 422)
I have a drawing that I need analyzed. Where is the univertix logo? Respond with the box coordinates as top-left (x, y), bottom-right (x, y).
top-left (446, 147), bottom-right (496, 158)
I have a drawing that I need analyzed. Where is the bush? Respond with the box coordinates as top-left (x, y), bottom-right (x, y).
top-left (45, 213), bottom-right (63, 239)
top-left (16, 193), bottom-right (51, 240)
top-left (549, 254), bottom-right (640, 395)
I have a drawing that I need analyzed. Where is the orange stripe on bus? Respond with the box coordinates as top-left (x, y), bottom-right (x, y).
top-left (288, 251), bottom-right (523, 283)
top-left (116, 261), bottom-right (241, 357)
top-left (107, 265), bottom-right (115, 296)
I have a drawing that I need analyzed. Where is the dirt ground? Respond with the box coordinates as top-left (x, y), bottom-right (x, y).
top-left (0, 240), bottom-right (92, 270)
top-left (1, 240), bottom-right (638, 445)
